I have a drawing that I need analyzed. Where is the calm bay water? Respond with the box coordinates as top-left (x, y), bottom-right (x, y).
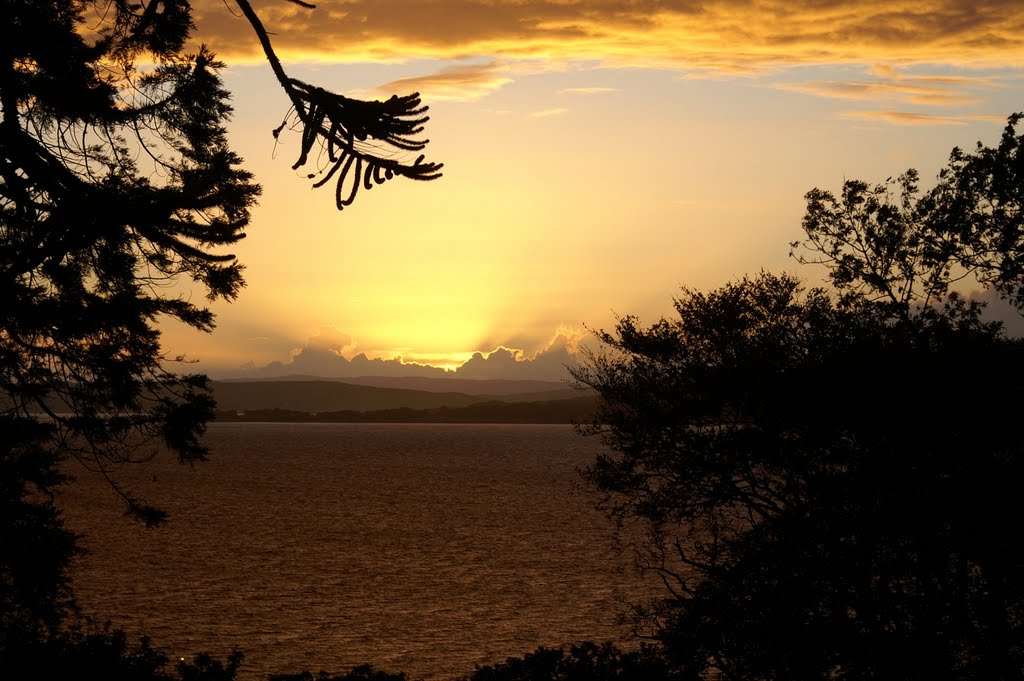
top-left (60, 423), bottom-right (655, 680)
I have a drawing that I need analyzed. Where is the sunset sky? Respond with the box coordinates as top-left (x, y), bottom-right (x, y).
top-left (157, 0), bottom-right (1024, 380)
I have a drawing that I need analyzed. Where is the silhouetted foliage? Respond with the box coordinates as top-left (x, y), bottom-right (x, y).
top-left (0, 417), bottom-right (79, 651)
top-left (2, 619), bottom-right (243, 681)
top-left (5, 624), bottom-right (170, 681)
top-left (177, 649), bottom-right (245, 681)
top-left (461, 641), bottom-right (675, 681)
top-left (269, 664), bottom-right (409, 681)
top-left (795, 113), bottom-right (1024, 313)
top-left (573, 117), bottom-right (1024, 680)
top-left (234, 0), bottom-right (442, 210)
top-left (1, 0), bottom-right (255, 523)
top-left (0, 0), bottom-right (439, 670)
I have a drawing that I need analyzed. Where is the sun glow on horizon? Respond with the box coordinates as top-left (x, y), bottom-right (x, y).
top-left (356, 349), bottom-right (477, 373)
top-left (152, 2), bottom-right (1024, 379)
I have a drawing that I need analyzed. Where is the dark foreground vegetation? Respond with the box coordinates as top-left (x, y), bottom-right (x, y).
top-left (3, 1), bottom-right (1023, 679)
top-left (4, 628), bottom-right (672, 681)
top-left (567, 118), bottom-right (1024, 678)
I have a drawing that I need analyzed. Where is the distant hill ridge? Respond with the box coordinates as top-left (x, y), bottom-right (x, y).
top-left (211, 379), bottom-right (584, 413)
top-left (213, 395), bottom-right (598, 424)
top-left (216, 375), bottom-right (569, 395)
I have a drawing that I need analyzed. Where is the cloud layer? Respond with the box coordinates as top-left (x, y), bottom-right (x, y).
top-left (371, 61), bottom-right (513, 101)
top-left (226, 328), bottom-right (582, 382)
top-left (197, 1), bottom-right (1024, 69)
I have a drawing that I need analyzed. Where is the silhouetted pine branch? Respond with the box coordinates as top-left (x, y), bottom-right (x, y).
top-left (234, 0), bottom-right (443, 210)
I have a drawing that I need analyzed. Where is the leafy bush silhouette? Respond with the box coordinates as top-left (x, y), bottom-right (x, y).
top-left (573, 117), bottom-right (1024, 679)
top-left (462, 641), bottom-right (675, 681)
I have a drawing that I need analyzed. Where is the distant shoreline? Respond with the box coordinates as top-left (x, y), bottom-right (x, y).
top-left (213, 396), bottom-right (597, 425)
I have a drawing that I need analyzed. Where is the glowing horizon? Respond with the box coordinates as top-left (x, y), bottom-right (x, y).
top-left (155, 0), bottom-right (1024, 380)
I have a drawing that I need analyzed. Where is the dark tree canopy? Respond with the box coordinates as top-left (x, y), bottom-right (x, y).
top-left (1, 0), bottom-right (257, 517)
top-left (795, 113), bottom-right (1024, 313)
top-left (0, 0), bottom-right (440, 659)
top-left (574, 117), bottom-right (1024, 680)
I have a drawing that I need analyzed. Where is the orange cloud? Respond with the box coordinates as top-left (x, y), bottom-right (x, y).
top-left (839, 110), bottom-right (1007, 125)
top-left (527, 107), bottom-right (569, 118)
top-left (369, 61), bottom-right (513, 101)
top-left (778, 80), bottom-right (980, 105)
top-left (303, 326), bottom-right (356, 355)
top-left (193, 1), bottom-right (1024, 70)
top-left (559, 87), bottom-right (622, 95)
top-left (776, 63), bottom-right (1003, 107)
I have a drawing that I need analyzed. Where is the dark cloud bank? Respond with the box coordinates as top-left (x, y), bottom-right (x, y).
top-left (220, 334), bottom-right (581, 383)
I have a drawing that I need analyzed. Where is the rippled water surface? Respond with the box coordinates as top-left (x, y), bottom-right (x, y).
top-left (61, 423), bottom-right (655, 680)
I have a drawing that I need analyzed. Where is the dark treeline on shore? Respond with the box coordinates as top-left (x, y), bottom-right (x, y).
top-left (209, 380), bottom-right (583, 414)
top-left (212, 395), bottom-right (598, 424)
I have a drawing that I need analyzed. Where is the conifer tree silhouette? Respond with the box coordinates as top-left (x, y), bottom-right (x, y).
top-left (0, 0), bottom-right (441, 655)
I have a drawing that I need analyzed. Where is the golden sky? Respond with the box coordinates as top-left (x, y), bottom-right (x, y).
top-left (195, 0), bottom-right (1024, 68)
top-left (159, 0), bottom-right (1024, 379)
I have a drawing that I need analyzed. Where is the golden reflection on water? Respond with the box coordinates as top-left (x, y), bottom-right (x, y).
top-left (61, 423), bottom-right (659, 680)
